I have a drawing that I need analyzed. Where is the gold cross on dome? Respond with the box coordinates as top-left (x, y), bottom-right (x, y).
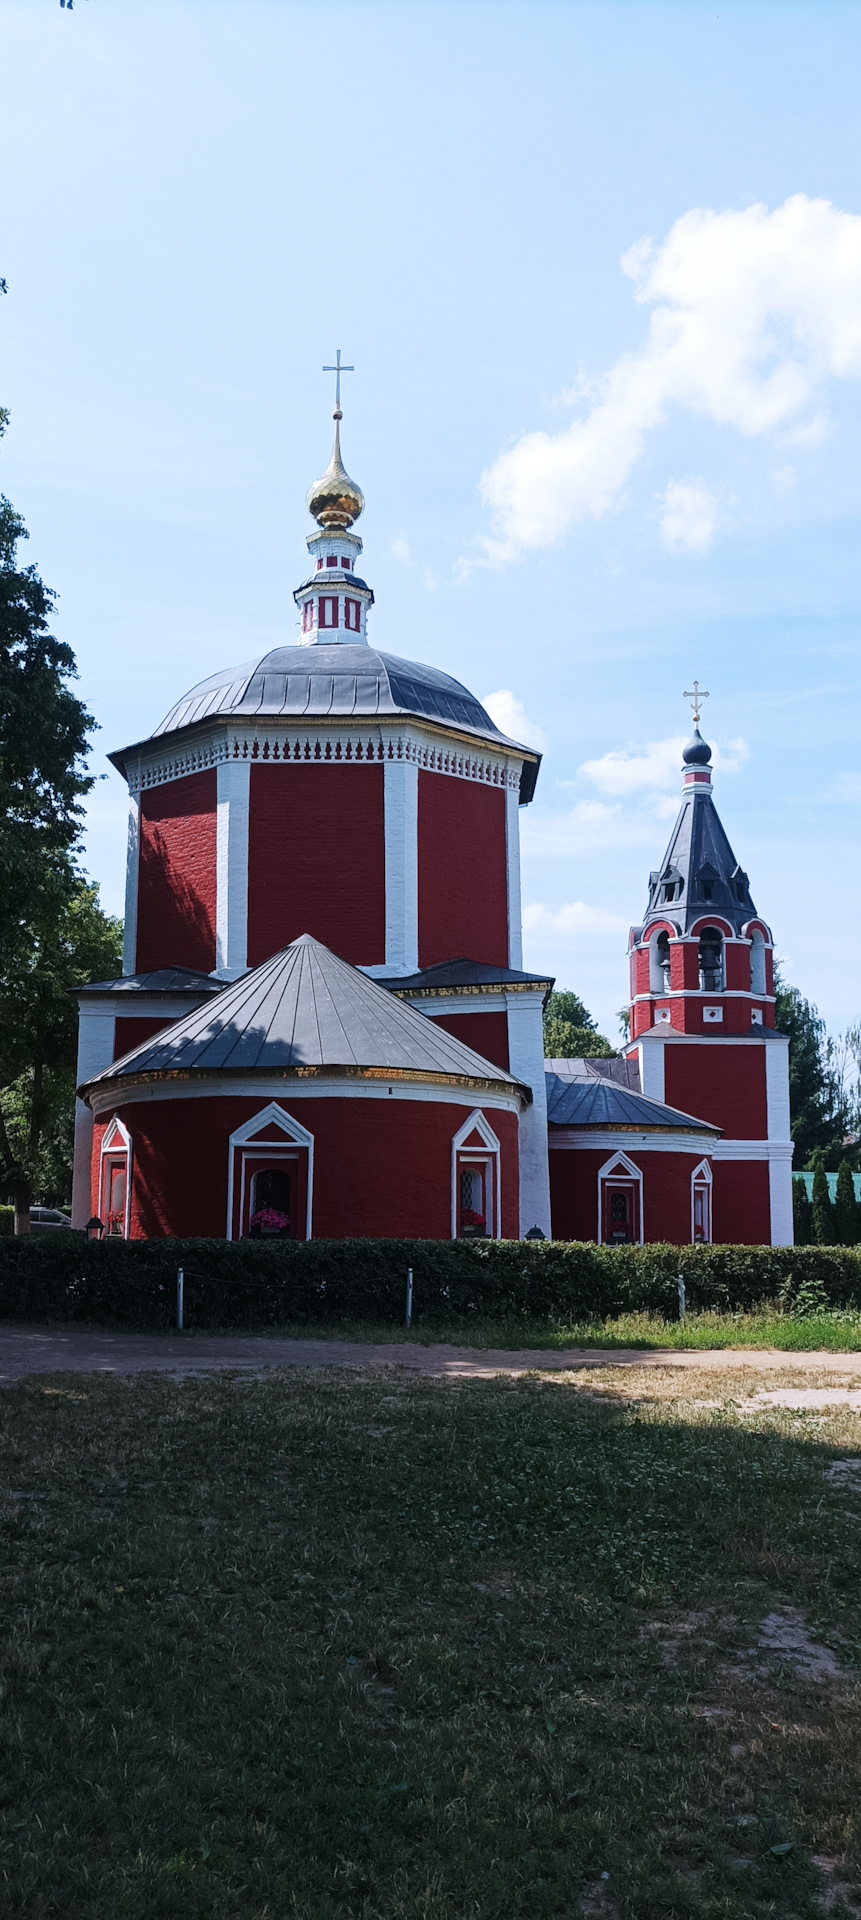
top-left (683, 680), bottom-right (709, 726)
top-left (323, 349), bottom-right (354, 416)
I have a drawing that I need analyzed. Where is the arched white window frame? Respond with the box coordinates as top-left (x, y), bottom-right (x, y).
top-left (451, 1109), bottom-right (501, 1240)
top-left (227, 1103), bottom-right (315, 1241)
top-left (690, 1158), bottom-right (713, 1244)
top-left (597, 1149), bottom-right (644, 1246)
top-left (748, 925), bottom-right (768, 996)
top-left (99, 1114), bottom-right (133, 1240)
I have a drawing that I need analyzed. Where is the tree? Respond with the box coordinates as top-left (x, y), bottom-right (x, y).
top-left (773, 975), bottom-right (852, 1169)
top-left (792, 1176), bottom-right (813, 1246)
top-left (543, 989), bottom-right (616, 1060)
top-left (810, 1150), bottom-right (835, 1246)
top-left (0, 881), bottom-right (122, 1230)
top-left (0, 465), bottom-right (95, 979)
top-left (834, 1159), bottom-right (859, 1248)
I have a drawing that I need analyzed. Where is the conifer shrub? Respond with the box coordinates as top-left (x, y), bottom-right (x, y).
top-left (792, 1177), bottom-right (814, 1245)
top-left (1, 1233), bottom-right (861, 1329)
top-left (834, 1160), bottom-right (859, 1247)
top-left (0, 1206), bottom-right (13, 1238)
top-left (811, 1151), bottom-right (836, 1245)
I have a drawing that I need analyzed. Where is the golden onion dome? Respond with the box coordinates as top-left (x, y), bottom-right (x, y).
top-left (305, 414), bottom-right (365, 530)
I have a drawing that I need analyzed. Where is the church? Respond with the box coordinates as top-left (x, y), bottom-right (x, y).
top-left (71, 385), bottom-right (793, 1248)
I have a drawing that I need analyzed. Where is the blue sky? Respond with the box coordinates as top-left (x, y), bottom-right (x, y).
top-left (2, 1), bottom-right (861, 1040)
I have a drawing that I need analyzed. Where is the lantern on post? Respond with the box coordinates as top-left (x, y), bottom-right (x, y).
top-left (85, 1217), bottom-right (104, 1242)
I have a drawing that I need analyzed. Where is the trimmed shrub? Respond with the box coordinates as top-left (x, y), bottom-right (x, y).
top-left (1, 1234), bottom-right (861, 1330)
top-left (834, 1160), bottom-right (859, 1248)
top-left (0, 1207), bottom-right (13, 1239)
top-left (811, 1153), bottom-right (835, 1246)
top-left (792, 1177), bottom-right (813, 1246)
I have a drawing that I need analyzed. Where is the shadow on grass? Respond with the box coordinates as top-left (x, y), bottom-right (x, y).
top-left (2, 1368), bottom-right (861, 1918)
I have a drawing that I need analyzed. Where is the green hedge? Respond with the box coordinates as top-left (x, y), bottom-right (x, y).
top-left (0, 1207), bottom-right (13, 1239)
top-left (1, 1235), bottom-right (861, 1330)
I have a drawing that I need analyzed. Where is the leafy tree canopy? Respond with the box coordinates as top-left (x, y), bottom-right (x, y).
top-left (0, 881), bottom-right (122, 1217)
top-left (543, 990), bottom-right (616, 1060)
top-left (0, 466), bottom-right (95, 976)
top-left (774, 973), bottom-right (858, 1169)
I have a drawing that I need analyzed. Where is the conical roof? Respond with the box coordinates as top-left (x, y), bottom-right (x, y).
top-left (81, 935), bottom-right (527, 1097)
top-left (637, 736), bottom-right (759, 936)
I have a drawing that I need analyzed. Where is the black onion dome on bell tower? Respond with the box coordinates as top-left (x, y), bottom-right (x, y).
top-left (635, 716), bottom-right (763, 939)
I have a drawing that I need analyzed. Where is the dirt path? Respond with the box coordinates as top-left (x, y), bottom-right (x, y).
top-left (4, 1322), bottom-right (861, 1386)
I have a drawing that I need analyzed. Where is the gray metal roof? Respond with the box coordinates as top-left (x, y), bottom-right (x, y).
top-left (109, 644), bottom-right (541, 800)
top-left (382, 958), bottom-right (553, 996)
top-left (545, 1056), bottom-right (640, 1090)
top-left (545, 1071), bottom-right (719, 1133)
top-left (73, 967), bottom-right (224, 999)
top-left (637, 738), bottom-right (761, 937)
top-left (82, 935), bottom-right (528, 1096)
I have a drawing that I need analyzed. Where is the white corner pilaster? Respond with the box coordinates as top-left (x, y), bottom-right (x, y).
top-left (506, 995), bottom-right (551, 1237)
top-left (765, 1034), bottom-right (793, 1244)
top-left (122, 792), bottom-right (140, 975)
top-left (71, 1009), bottom-right (117, 1228)
top-left (216, 760), bottom-right (250, 979)
top-left (637, 1037), bottom-right (666, 1104)
top-left (505, 784), bottom-right (523, 970)
top-left (384, 758), bottom-right (418, 975)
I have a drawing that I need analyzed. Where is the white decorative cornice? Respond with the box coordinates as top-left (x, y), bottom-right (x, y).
top-left (125, 720), bottom-right (523, 796)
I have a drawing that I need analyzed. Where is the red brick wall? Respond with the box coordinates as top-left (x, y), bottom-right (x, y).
top-left (94, 1094), bottom-right (520, 1241)
top-left (418, 774), bottom-right (508, 968)
top-left (247, 764), bottom-right (385, 967)
top-left (113, 1016), bottom-right (178, 1062)
top-left (136, 772), bottom-right (217, 973)
top-left (549, 1143), bottom-right (706, 1244)
top-left (712, 1159), bottom-right (771, 1243)
top-left (663, 1044), bottom-right (767, 1138)
top-left (725, 942), bottom-right (751, 991)
top-left (425, 1010), bottom-right (510, 1071)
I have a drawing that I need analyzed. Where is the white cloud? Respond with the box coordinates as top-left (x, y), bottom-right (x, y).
top-left (579, 734), bottom-right (688, 795)
top-left (481, 688), bottom-right (546, 750)
top-left (578, 732), bottom-right (749, 797)
top-left (659, 479), bottom-right (718, 553)
top-left (390, 537), bottom-right (412, 564)
top-left (479, 194), bottom-right (861, 560)
top-left (522, 900), bottom-right (627, 938)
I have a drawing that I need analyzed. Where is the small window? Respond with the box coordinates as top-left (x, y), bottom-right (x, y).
top-left (316, 558), bottom-right (323, 571)
top-left (102, 1155), bottom-right (128, 1238)
top-left (734, 881), bottom-right (745, 902)
top-left (301, 601), bottom-right (314, 632)
top-left (319, 597), bottom-right (339, 629)
top-left (326, 554), bottom-right (337, 568)
top-left (341, 557), bottom-right (351, 569)
top-left (344, 598), bottom-right (361, 632)
top-left (459, 1164), bottom-right (488, 1238)
top-left (702, 880), bottom-right (713, 900)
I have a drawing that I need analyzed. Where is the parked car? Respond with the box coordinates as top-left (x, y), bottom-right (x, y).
top-left (29, 1207), bottom-right (74, 1234)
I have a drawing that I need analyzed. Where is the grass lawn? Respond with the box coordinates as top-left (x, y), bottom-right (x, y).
top-left (235, 1308), bottom-right (861, 1351)
top-left (3, 1365), bottom-right (861, 1917)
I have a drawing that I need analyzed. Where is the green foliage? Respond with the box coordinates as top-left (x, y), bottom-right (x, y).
top-left (4, 1234), bottom-right (861, 1330)
top-left (810, 1149), bottom-right (835, 1246)
top-left (774, 975), bottom-right (852, 1167)
top-left (0, 880), bottom-right (123, 1209)
top-left (543, 989), bottom-right (615, 1059)
top-left (0, 490), bottom-right (95, 978)
top-left (834, 1159), bottom-right (859, 1247)
top-left (792, 1175), bottom-right (813, 1246)
top-left (0, 1205), bottom-right (12, 1238)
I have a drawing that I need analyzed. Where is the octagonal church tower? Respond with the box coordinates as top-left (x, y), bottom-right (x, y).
top-left (623, 710), bottom-right (793, 1244)
top-left (72, 394), bottom-right (552, 1237)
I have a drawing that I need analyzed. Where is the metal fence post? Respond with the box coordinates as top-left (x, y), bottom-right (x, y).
top-left (177, 1266), bottom-right (184, 1331)
top-left (677, 1271), bottom-right (686, 1322)
top-left (405, 1267), bottom-right (413, 1329)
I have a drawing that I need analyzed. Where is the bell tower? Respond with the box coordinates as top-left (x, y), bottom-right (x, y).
top-left (624, 689), bottom-right (793, 1245)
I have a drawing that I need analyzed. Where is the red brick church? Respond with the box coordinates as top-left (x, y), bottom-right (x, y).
top-left (72, 390), bottom-right (792, 1247)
